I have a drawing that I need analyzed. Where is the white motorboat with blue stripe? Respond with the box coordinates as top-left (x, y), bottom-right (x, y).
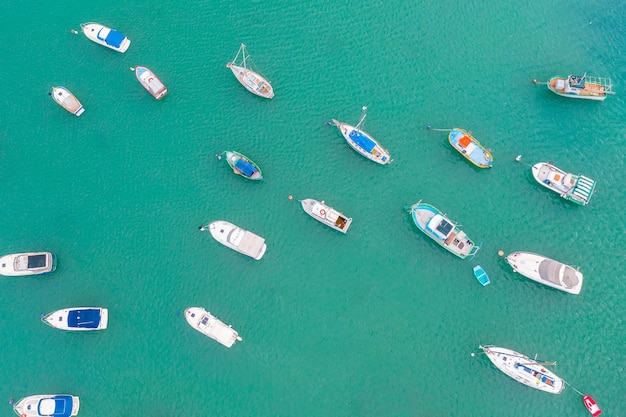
top-left (330, 106), bottom-right (391, 165)
top-left (80, 22), bottom-right (130, 53)
top-left (42, 307), bottom-right (108, 331)
top-left (0, 252), bottom-right (56, 276)
top-left (13, 395), bottom-right (80, 417)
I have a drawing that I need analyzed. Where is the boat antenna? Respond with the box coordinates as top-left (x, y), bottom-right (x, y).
top-left (355, 106), bottom-right (367, 129)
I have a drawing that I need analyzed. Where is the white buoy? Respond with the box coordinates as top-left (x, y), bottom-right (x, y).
top-left (515, 155), bottom-right (522, 162)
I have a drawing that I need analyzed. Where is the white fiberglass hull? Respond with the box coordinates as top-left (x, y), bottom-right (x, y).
top-left (184, 307), bottom-right (242, 348)
top-left (333, 121), bottom-right (391, 165)
top-left (51, 87), bottom-right (84, 116)
top-left (81, 23), bottom-right (130, 53)
top-left (208, 220), bottom-right (267, 260)
top-left (43, 307), bottom-right (108, 331)
top-left (506, 251), bottom-right (583, 294)
top-left (0, 252), bottom-right (56, 276)
top-left (480, 345), bottom-right (563, 394)
top-left (300, 198), bottom-right (352, 233)
top-left (13, 395), bottom-right (80, 417)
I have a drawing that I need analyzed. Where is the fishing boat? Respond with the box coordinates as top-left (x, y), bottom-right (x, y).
top-left (80, 22), bottom-right (130, 53)
top-left (226, 44), bottom-right (274, 98)
top-left (300, 198), bottom-right (352, 234)
top-left (220, 151), bottom-right (263, 180)
top-left (448, 128), bottom-right (493, 168)
top-left (13, 395), bottom-right (80, 417)
top-left (406, 200), bottom-right (481, 259)
top-left (330, 107), bottom-right (391, 165)
top-left (50, 87), bottom-right (84, 116)
top-left (132, 66), bottom-right (167, 100)
top-left (42, 307), bottom-right (108, 331)
top-left (505, 251), bottom-right (583, 294)
top-left (539, 74), bottom-right (614, 101)
top-left (0, 252), bottom-right (56, 276)
top-left (203, 221), bottom-right (267, 260)
top-left (583, 395), bottom-right (602, 416)
top-left (531, 162), bottom-right (596, 205)
top-left (184, 307), bottom-right (242, 348)
top-left (473, 265), bottom-right (490, 286)
top-left (479, 345), bottom-right (564, 394)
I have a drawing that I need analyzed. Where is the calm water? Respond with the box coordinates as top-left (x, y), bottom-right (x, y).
top-left (1, 0), bottom-right (625, 416)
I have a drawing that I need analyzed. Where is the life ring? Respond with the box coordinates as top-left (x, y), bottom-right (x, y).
top-left (319, 209), bottom-right (326, 216)
top-left (148, 77), bottom-right (154, 83)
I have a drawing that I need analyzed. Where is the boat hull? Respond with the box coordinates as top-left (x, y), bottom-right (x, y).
top-left (548, 76), bottom-right (607, 101)
top-left (300, 198), bottom-right (352, 233)
top-left (208, 220), bottom-right (267, 260)
top-left (480, 345), bottom-right (564, 394)
top-left (51, 87), bottom-right (84, 116)
top-left (333, 121), bottom-right (391, 165)
top-left (505, 251), bottom-right (583, 294)
top-left (531, 162), bottom-right (595, 205)
top-left (408, 201), bottom-right (480, 259)
top-left (13, 395), bottom-right (80, 417)
top-left (43, 308), bottom-right (108, 331)
top-left (184, 307), bottom-right (242, 348)
top-left (447, 128), bottom-right (493, 168)
top-left (224, 151), bottom-right (263, 180)
top-left (473, 265), bottom-right (490, 286)
top-left (0, 252), bottom-right (56, 276)
top-left (227, 64), bottom-right (274, 98)
top-left (583, 395), bottom-right (602, 416)
top-left (81, 23), bottom-right (130, 53)
top-left (134, 66), bottom-right (167, 100)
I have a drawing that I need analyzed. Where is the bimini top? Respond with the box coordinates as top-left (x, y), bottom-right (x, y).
top-left (14, 395), bottom-right (79, 417)
top-left (98, 28), bottom-right (125, 48)
top-left (67, 309), bottom-right (102, 329)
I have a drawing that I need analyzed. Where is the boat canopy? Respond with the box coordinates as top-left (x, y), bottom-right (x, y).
top-left (38, 396), bottom-right (72, 417)
top-left (349, 130), bottom-right (376, 153)
top-left (234, 158), bottom-right (257, 177)
top-left (27, 254), bottom-right (47, 268)
top-left (68, 309), bottom-right (101, 328)
top-left (538, 260), bottom-right (580, 289)
top-left (99, 28), bottom-right (125, 48)
top-left (568, 74), bottom-right (586, 88)
top-left (427, 214), bottom-right (453, 240)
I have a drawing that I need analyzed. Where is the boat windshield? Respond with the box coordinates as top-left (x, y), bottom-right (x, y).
top-left (27, 254), bottom-right (47, 268)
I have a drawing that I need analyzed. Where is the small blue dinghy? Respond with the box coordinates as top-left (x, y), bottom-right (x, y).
top-left (473, 265), bottom-right (490, 286)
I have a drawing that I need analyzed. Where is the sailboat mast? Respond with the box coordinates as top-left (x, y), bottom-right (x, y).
top-left (356, 106), bottom-right (367, 129)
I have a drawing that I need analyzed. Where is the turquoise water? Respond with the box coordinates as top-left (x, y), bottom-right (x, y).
top-left (1, 0), bottom-right (625, 416)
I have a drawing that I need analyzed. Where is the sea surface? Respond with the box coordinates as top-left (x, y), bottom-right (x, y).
top-left (1, 0), bottom-right (625, 416)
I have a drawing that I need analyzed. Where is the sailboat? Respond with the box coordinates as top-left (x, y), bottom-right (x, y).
top-left (329, 106), bottom-right (391, 165)
top-left (226, 44), bottom-right (274, 99)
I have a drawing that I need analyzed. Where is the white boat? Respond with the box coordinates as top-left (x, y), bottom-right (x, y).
top-left (540, 74), bottom-right (614, 101)
top-left (300, 198), bottom-right (352, 234)
top-left (13, 395), bottom-right (80, 417)
top-left (531, 162), bottom-right (596, 206)
top-left (202, 221), bottom-right (267, 260)
top-left (80, 22), bottom-right (130, 53)
top-left (226, 44), bottom-right (274, 99)
top-left (330, 106), bottom-right (391, 164)
top-left (42, 307), bottom-right (108, 331)
top-left (0, 252), bottom-right (56, 276)
top-left (505, 251), bottom-right (583, 294)
top-left (479, 345), bottom-right (564, 394)
top-left (50, 87), bottom-right (84, 116)
top-left (132, 66), bottom-right (168, 100)
top-left (184, 307), bottom-right (242, 348)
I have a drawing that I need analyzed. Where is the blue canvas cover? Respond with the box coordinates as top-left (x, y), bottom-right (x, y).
top-left (349, 130), bottom-right (376, 153)
top-left (68, 309), bottom-right (101, 328)
top-left (104, 30), bottom-right (125, 47)
top-left (38, 396), bottom-right (73, 417)
top-left (235, 158), bottom-right (257, 177)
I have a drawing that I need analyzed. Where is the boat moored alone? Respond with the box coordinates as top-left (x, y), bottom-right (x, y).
top-left (133, 66), bottom-right (167, 100)
top-left (203, 221), bottom-right (267, 260)
top-left (531, 162), bottom-right (596, 205)
top-left (0, 252), bottom-right (56, 276)
top-left (50, 87), bottom-right (84, 116)
top-left (184, 307), bottom-right (242, 348)
top-left (220, 151), bottom-right (263, 180)
top-left (448, 128), bottom-right (493, 168)
top-left (42, 307), bottom-right (108, 331)
top-left (542, 74), bottom-right (614, 101)
top-left (80, 22), bottom-right (130, 53)
top-left (505, 251), bottom-right (583, 294)
top-left (407, 200), bottom-right (480, 259)
top-left (300, 198), bottom-right (352, 234)
top-left (479, 345), bottom-right (564, 394)
top-left (330, 106), bottom-right (391, 165)
top-left (13, 395), bottom-right (80, 417)
top-left (226, 44), bottom-right (274, 98)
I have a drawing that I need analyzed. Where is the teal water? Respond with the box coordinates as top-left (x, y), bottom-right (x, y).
top-left (1, 0), bottom-right (625, 416)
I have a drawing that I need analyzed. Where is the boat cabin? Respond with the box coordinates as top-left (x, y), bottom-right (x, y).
top-left (427, 215), bottom-right (454, 241)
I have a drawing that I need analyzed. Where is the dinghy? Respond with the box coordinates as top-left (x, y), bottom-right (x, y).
top-left (473, 265), bottom-right (490, 286)
top-left (583, 395), bottom-right (602, 416)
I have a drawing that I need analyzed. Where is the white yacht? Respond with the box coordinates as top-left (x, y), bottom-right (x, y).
top-left (184, 307), bottom-right (242, 348)
top-left (203, 221), bottom-right (267, 260)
